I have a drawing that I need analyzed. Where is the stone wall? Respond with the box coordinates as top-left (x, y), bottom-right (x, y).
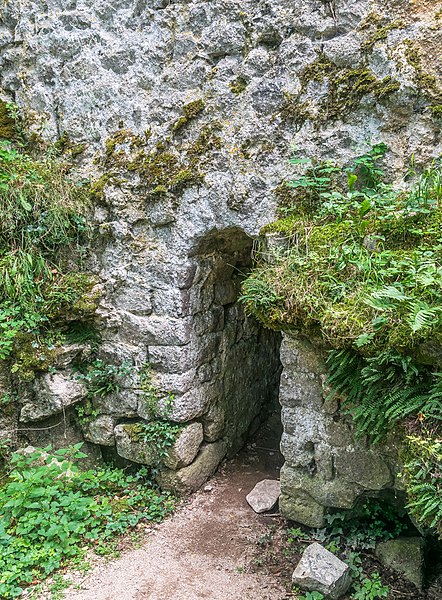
top-left (0, 0), bottom-right (441, 490)
top-left (279, 334), bottom-right (402, 528)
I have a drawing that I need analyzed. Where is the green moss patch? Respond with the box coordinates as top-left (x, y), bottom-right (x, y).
top-left (0, 131), bottom-right (96, 378)
top-left (229, 77), bottom-right (248, 95)
top-left (98, 119), bottom-right (223, 199)
top-left (0, 101), bottom-right (17, 141)
top-left (242, 144), bottom-right (442, 356)
top-left (279, 55), bottom-right (400, 127)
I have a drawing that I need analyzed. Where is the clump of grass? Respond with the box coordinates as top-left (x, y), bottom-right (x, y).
top-left (0, 137), bottom-right (95, 374)
top-left (241, 144), bottom-right (442, 355)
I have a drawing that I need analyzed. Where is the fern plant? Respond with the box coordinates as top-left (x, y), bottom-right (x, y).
top-left (326, 349), bottom-right (442, 443)
top-left (403, 433), bottom-right (442, 537)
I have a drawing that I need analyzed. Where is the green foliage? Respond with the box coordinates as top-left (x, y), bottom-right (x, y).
top-left (139, 362), bottom-right (175, 418)
top-left (402, 432), bottom-right (442, 538)
top-left (75, 399), bottom-right (99, 426)
top-left (314, 498), bottom-right (406, 550)
top-left (0, 445), bottom-right (175, 598)
top-left (140, 420), bottom-right (182, 464)
top-left (325, 349), bottom-right (442, 442)
top-left (353, 572), bottom-right (389, 600)
top-left (0, 136), bottom-right (95, 375)
top-left (298, 592), bottom-right (324, 600)
top-left (242, 145), bottom-right (442, 354)
top-left (76, 360), bottom-right (131, 398)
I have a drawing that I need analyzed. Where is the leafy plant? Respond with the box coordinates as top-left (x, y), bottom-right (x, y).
top-left (0, 445), bottom-right (175, 598)
top-left (140, 420), bottom-right (182, 465)
top-left (325, 348), bottom-right (442, 442)
top-left (139, 362), bottom-right (175, 418)
top-left (402, 432), bottom-right (442, 537)
top-left (297, 591), bottom-right (325, 600)
top-left (75, 399), bottom-right (99, 426)
top-left (353, 572), bottom-right (389, 599)
top-left (76, 360), bottom-right (131, 398)
top-left (314, 498), bottom-right (406, 550)
top-left (0, 134), bottom-right (96, 375)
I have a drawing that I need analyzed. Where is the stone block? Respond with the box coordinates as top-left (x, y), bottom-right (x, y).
top-left (279, 491), bottom-right (325, 529)
top-left (163, 422), bottom-right (204, 469)
top-left (94, 390), bottom-right (139, 418)
top-left (292, 543), bottom-right (352, 599)
top-left (83, 414), bottom-right (117, 446)
top-left (334, 449), bottom-right (392, 490)
top-left (375, 538), bottom-right (425, 589)
top-left (279, 371), bottom-right (324, 408)
top-left (280, 464), bottom-right (359, 525)
top-left (20, 371), bottom-right (87, 422)
top-left (148, 345), bottom-right (195, 374)
top-left (139, 387), bottom-right (210, 422)
top-left (157, 441), bottom-right (227, 493)
top-left (246, 479), bottom-right (281, 513)
top-left (281, 406), bottom-right (324, 439)
top-left (114, 423), bottom-right (157, 465)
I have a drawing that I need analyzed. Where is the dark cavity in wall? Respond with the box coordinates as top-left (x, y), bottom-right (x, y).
top-left (189, 227), bottom-right (282, 458)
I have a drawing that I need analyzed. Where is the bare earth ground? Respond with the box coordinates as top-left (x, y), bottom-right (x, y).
top-left (58, 416), bottom-right (293, 600)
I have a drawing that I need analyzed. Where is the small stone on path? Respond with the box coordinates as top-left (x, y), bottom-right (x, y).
top-left (292, 542), bottom-right (351, 600)
top-left (246, 479), bottom-right (281, 513)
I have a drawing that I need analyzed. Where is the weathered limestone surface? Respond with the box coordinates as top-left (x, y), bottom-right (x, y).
top-left (279, 334), bottom-right (402, 527)
top-left (246, 479), bottom-right (281, 513)
top-left (375, 538), bottom-right (425, 589)
top-left (157, 440), bottom-right (227, 493)
top-left (292, 542), bottom-right (352, 599)
top-left (0, 0), bottom-right (441, 489)
top-left (20, 372), bottom-right (87, 423)
top-left (163, 422), bottom-right (204, 469)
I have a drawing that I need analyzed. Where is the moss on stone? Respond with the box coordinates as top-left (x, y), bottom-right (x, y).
top-left (53, 132), bottom-right (87, 158)
top-left (186, 123), bottom-right (223, 159)
top-left (122, 423), bottom-right (145, 442)
top-left (279, 93), bottom-right (312, 127)
top-left (96, 117), bottom-right (224, 201)
top-left (172, 99), bottom-right (205, 132)
top-left (172, 116), bottom-right (189, 133)
top-left (11, 334), bottom-right (58, 381)
top-left (404, 41), bottom-right (442, 108)
top-left (321, 69), bottom-right (400, 122)
top-left (89, 173), bottom-right (114, 202)
top-left (260, 216), bottom-right (298, 236)
top-left (283, 55), bottom-right (400, 127)
top-left (431, 104), bottom-right (442, 118)
top-left (229, 77), bottom-right (248, 95)
top-left (300, 54), bottom-right (337, 86)
top-left (361, 20), bottom-right (404, 52)
top-left (273, 182), bottom-right (302, 211)
top-left (183, 99), bottom-right (205, 119)
top-left (0, 101), bottom-right (17, 141)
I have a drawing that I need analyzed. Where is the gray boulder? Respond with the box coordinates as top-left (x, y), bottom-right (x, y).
top-left (375, 537), bottom-right (425, 589)
top-left (163, 422), bottom-right (204, 469)
top-left (20, 371), bottom-right (87, 422)
top-left (157, 441), bottom-right (227, 493)
top-left (114, 423), bottom-right (157, 465)
top-left (292, 542), bottom-right (352, 599)
top-left (83, 414), bottom-right (117, 446)
top-left (246, 479), bottom-right (281, 513)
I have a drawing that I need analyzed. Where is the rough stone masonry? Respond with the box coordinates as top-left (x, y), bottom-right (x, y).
top-left (0, 0), bottom-right (441, 514)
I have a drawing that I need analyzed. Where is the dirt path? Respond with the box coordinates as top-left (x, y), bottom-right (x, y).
top-left (60, 416), bottom-right (292, 600)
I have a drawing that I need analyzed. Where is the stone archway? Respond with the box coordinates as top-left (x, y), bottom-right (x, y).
top-left (189, 227), bottom-right (282, 456)
top-left (156, 227), bottom-right (282, 491)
